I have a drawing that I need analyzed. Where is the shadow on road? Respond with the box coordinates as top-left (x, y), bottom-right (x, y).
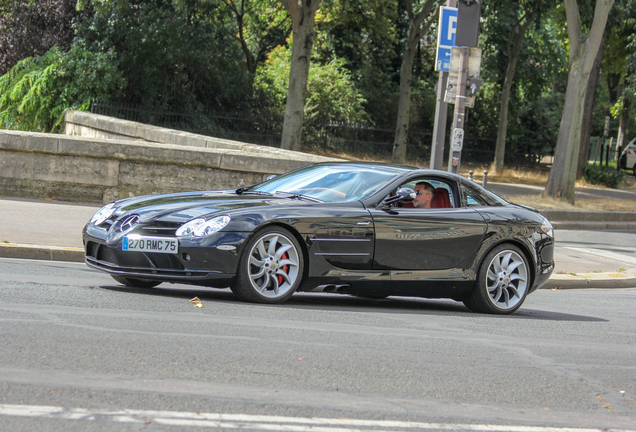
top-left (98, 284), bottom-right (607, 323)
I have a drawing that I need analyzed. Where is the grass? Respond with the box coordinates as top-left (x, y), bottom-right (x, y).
top-left (502, 195), bottom-right (636, 211)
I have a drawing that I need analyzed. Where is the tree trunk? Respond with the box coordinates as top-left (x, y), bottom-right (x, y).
top-left (492, 13), bottom-right (534, 175)
top-left (616, 94), bottom-right (630, 150)
top-left (392, 37), bottom-right (418, 163)
top-left (279, 0), bottom-right (321, 151)
top-left (391, 0), bottom-right (437, 164)
top-left (544, 0), bottom-right (614, 204)
top-left (545, 66), bottom-right (588, 202)
top-left (576, 37), bottom-right (605, 178)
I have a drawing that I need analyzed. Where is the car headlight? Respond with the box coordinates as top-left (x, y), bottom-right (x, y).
top-left (176, 215), bottom-right (231, 238)
top-left (539, 217), bottom-right (553, 238)
top-left (90, 203), bottom-right (116, 226)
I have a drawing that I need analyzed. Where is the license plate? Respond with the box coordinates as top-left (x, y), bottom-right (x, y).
top-left (123, 236), bottom-right (178, 254)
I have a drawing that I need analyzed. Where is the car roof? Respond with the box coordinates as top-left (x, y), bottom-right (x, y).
top-left (313, 161), bottom-right (467, 181)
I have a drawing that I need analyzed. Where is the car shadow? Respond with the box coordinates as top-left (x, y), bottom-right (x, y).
top-left (98, 283), bottom-right (607, 322)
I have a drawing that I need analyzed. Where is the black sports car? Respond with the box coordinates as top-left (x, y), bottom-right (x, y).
top-left (83, 162), bottom-right (555, 314)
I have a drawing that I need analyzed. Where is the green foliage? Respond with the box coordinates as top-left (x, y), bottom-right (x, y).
top-left (0, 44), bottom-right (124, 132)
top-left (471, 2), bottom-right (569, 164)
top-left (217, 0), bottom-right (291, 73)
top-left (314, 0), bottom-right (402, 126)
top-left (583, 164), bottom-right (625, 188)
top-left (256, 45), bottom-right (370, 124)
top-left (0, 0), bottom-right (79, 74)
top-left (74, 0), bottom-right (254, 114)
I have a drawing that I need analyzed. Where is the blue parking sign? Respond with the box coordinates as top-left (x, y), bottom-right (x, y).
top-left (435, 7), bottom-right (458, 71)
top-left (436, 47), bottom-right (452, 72)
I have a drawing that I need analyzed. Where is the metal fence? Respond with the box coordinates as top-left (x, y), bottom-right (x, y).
top-left (588, 136), bottom-right (621, 165)
top-left (90, 101), bottom-right (550, 166)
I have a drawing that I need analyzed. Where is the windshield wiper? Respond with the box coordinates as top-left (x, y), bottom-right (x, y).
top-left (274, 191), bottom-right (323, 203)
top-left (239, 190), bottom-right (274, 196)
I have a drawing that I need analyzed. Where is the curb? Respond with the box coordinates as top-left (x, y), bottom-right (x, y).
top-left (541, 273), bottom-right (636, 290)
top-left (2, 243), bottom-right (636, 290)
top-left (0, 243), bottom-right (84, 263)
top-left (550, 221), bottom-right (636, 231)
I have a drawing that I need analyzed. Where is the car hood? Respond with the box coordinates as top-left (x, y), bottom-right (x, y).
top-left (113, 191), bottom-right (306, 223)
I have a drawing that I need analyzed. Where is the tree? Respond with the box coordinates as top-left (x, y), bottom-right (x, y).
top-left (278, 0), bottom-right (322, 151)
top-left (491, 0), bottom-right (543, 175)
top-left (606, 0), bottom-right (636, 153)
top-left (0, 0), bottom-right (79, 75)
top-left (256, 46), bottom-right (368, 124)
top-left (391, 0), bottom-right (438, 164)
top-left (575, 36), bottom-right (603, 178)
top-left (544, 0), bottom-right (614, 203)
top-left (220, 0), bottom-right (291, 74)
top-left (312, 0), bottom-right (401, 127)
top-left (0, 44), bottom-right (125, 132)
top-left (75, 0), bottom-right (255, 113)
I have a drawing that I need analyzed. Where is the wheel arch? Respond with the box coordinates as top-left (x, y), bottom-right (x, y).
top-left (474, 238), bottom-right (537, 289)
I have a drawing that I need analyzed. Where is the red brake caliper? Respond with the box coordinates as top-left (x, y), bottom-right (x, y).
top-left (278, 252), bottom-right (289, 285)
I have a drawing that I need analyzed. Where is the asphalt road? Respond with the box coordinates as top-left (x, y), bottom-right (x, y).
top-left (554, 229), bottom-right (636, 273)
top-left (1, 258), bottom-right (635, 431)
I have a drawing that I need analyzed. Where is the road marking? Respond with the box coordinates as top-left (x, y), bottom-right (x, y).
top-left (0, 404), bottom-right (632, 432)
top-left (563, 247), bottom-right (636, 267)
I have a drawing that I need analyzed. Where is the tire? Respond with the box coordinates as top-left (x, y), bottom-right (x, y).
top-left (111, 275), bottom-right (161, 289)
top-left (632, 163), bottom-right (636, 177)
top-left (232, 226), bottom-right (304, 304)
top-left (463, 244), bottom-right (530, 314)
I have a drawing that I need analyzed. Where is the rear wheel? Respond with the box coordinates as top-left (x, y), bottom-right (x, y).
top-left (232, 226), bottom-right (303, 304)
top-left (111, 275), bottom-right (161, 289)
top-left (463, 244), bottom-right (529, 314)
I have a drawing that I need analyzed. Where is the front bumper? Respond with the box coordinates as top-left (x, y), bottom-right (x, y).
top-left (83, 226), bottom-right (249, 288)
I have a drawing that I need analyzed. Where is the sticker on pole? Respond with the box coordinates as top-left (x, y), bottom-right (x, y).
top-left (451, 128), bottom-right (464, 151)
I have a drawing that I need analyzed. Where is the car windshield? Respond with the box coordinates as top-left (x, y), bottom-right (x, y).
top-left (251, 165), bottom-right (399, 203)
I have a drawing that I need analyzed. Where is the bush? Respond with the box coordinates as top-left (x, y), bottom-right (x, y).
top-left (583, 164), bottom-right (625, 189)
top-left (0, 44), bottom-right (125, 132)
top-left (256, 46), bottom-right (370, 125)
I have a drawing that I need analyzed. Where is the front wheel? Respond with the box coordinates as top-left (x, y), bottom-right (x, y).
top-left (232, 226), bottom-right (304, 304)
top-left (463, 244), bottom-right (530, 314)
top-left (111, 275), bottom-right (161, 289)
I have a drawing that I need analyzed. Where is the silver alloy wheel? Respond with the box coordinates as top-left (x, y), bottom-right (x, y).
top-left (485, 249), bottom-right (528, 310)
top-left (246, 232), bottom-right (300, 299)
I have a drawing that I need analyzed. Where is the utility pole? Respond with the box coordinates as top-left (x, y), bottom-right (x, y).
top-left (447, 0), bottom-right (482, 174)
top-left (447, 47), bottom-right (469, 174)
top-left (430, 0), bottom-right (457, 170)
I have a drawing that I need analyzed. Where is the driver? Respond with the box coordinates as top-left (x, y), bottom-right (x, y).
top-left (413, 181), bottom-right (435, 208)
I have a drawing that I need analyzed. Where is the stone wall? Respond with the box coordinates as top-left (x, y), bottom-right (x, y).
top-left (0, 112), bottom-right (338, 204)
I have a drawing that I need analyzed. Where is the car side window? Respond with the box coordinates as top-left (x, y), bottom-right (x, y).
top-left (462, 185), bottom-right (489, 207)
top-left (397, 178), bottom-right (454, 209)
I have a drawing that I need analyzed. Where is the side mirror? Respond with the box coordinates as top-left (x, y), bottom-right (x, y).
top-left (381, 187), bottom-right (416, 206)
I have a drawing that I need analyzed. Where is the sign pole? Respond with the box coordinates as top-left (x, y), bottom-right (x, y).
top-left (431, 72), bottom-right (448, 170)
top-left (430, 0), bottom-right (456, 170)
top-left (448, 46), bottom-right (469, 174)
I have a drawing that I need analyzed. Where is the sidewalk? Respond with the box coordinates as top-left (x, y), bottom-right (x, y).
top-left (1, 197), bottom-right (635, 290)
